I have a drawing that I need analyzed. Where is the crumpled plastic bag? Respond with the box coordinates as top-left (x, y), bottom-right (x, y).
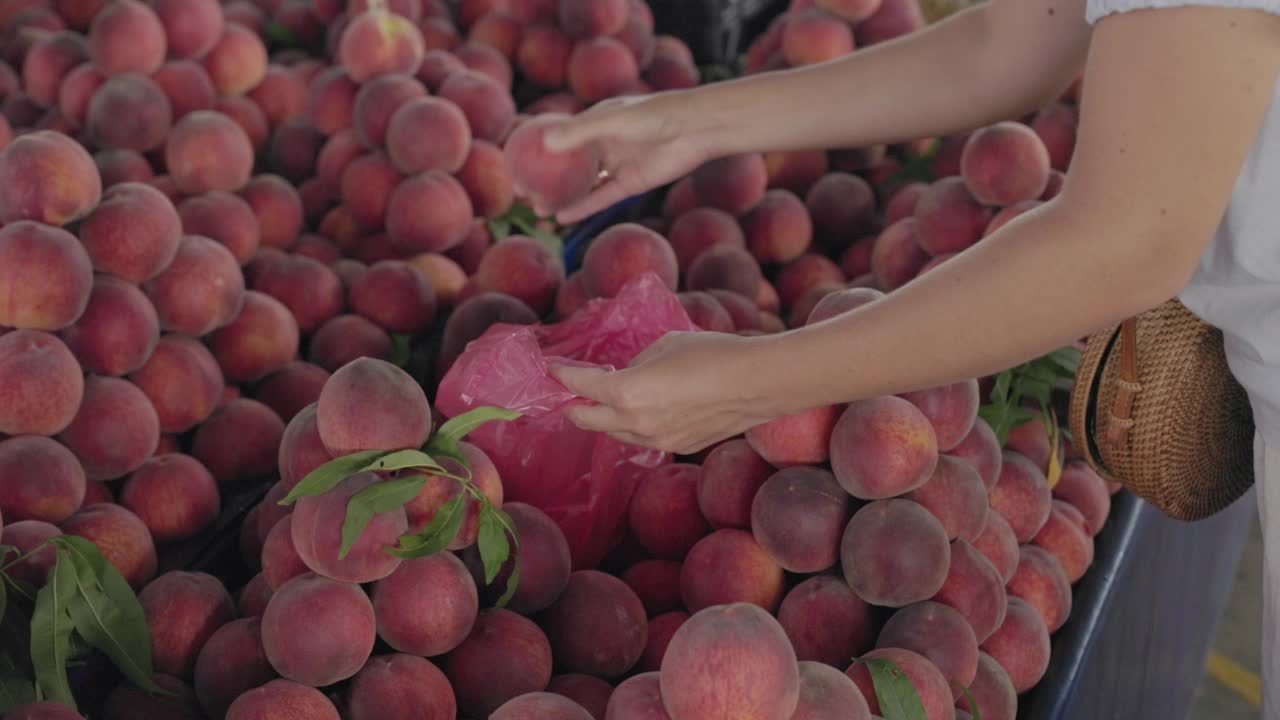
top-left (436, 273), bottom-right (700, 570)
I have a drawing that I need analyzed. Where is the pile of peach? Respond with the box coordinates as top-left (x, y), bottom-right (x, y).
top-left (0, 0), bottom-right (1104, 718)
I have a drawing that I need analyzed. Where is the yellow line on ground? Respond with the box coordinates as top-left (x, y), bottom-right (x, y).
top-left (1205, 651), bottom-right (1263, 708)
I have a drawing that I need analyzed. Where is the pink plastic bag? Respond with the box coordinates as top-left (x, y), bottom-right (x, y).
top-left (436, 273), bottom-right (700, 570)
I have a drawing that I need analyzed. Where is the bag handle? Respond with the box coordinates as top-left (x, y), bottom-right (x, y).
top-left (1106, 318), bottom-right (1141, 449)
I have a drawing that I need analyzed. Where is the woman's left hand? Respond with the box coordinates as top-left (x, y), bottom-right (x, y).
top-left (552, 331), bottom-right (777, 455)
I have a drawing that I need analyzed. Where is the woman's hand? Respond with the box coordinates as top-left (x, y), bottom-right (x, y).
top-left (552, 331), bottom-right (777, 455)
top-left (544, 92), bottom-right (722, 225)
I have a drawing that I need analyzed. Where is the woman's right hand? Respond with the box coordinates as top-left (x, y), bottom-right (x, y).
top-left (543, 91), bottom-right (722, 225)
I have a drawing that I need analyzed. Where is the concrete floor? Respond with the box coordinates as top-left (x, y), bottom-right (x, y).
top-left (1190, 515), bottom-right (1264, 719)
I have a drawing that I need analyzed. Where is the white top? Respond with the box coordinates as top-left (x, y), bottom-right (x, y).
top-left (1087, 0), bottom-right (1280, 446)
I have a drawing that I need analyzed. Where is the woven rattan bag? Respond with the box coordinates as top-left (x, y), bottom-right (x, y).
top-left (1068, 298), bottom-right (1255, 521)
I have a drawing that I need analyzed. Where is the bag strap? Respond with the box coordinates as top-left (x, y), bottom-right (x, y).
top-left (1106, 318), bottom-right (1141, 449)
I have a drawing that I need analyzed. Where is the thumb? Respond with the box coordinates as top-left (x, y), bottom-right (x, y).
top-left (551, 365), bottom-right (617, 404)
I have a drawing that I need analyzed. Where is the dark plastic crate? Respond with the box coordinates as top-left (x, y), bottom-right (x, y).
top-left (647, 0), bottom-right (787, 67)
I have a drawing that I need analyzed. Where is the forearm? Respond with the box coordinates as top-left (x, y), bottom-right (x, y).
top-left (745, 201), bottom-right (1193, 415)
top-left (680, 2), bottom-right (1089, 156)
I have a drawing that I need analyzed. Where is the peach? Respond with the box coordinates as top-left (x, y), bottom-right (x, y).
top-left (192, 617), bottom-right (276, 718)
top-left (741, 189), bottom-right (812, 265)
top-left (337, 151), bottom-right (400, 230)
top-left (129, 336), bottom-right (223, 434)
top-left (102, 673), bottom-right (202, 720)
top-left (778, 574), bottom-right (875, 667)
top-left (438, 291), bottom-right (538, 370)
top-left (249, 254), bottom-right (343, 333)
top-left (352, 75), bottom-right (425, 151)
top-left (983, 199), bottom-right (1042, 238)
top-left (990, 451), bottom-right (1052, 543)
top-left (94, 148), bottom-right (154, 187)
top-left (912, 177), bottom-right (991, 256)
top-left (407, 253), bottom-right (467, 308)
top-left (208, 290), bottom-right (300, 382)
top-left (21, 31), bottom-right (87, 109)
top-left (316, 357), bottom-right (431, 456)
top-left (667, 208), bottom-right (745, 273)
top-left (635, 611), bottom-right (686, 675)
top-left (445, 609), bottom-right (554, 717)
top-left (151, 60), bottom-right (216, 122)
top-left (339, 9), bottom-right (426, 83)
top-left (120, 454), bottom-right (220, 544)
top-left (261, 573), bottom-right (377, 686)
top-left (677, 292), bottom-right (733, 332)
top-left (260, 515), bottom-right (308, 591)
top-left (144, 235), bottom-right (245, 336)
top-left (620, 559), bottom-right (683, 617)
top-left (0, 130), bottom-right (100, 226)
top-left (403, 444), bottom-right (502, 552)
top-left (87, 0), bottom-right (165, 76)
top-left (247, 65), bottom-right (307, 130)
top-left (836, 236), bottom-right (874, 280)
top-left (0, 436), bottom-right (85, 524)
top-left (348, 654), bottom-right (457, 720)
top-left (776, 254), bottom-right (844, 311)
top-left (266, 119), bottom-right (324, 184)
top-left (416, 48), bottom-right (463, 89)
top-left (581, 223), bottom-right (678, 297)
top-left (214, 95), bottom-right (269, 156)
top-left (830, 396), bottom-right (938, 500)
top-left (60, 502), bottom-right (157, 588)
top-left (202, 23), bottom-right (268, 95)
top-left (305, 67), bottom-right (357, 136)
top-left (566, 36), bottom-right (638, 103)
top-left (686, 245), bottom-right (764, 299)
top-left (846, 648), bottom-right (951, 720)
top-left (557, 272), bottom-right (593, 319)
top-left (308, 314), bottom-right (393, 371)
top-left (455, 41), bottom-right (513, 88)
top-left (56, 63), bottom-right (103, 127)
top-left (191, 398), bottom-right (284, 485)
top-left (79, 182), bottom-right (182, 286)
top-left (222, 1), bottom-right (265, 32)
top-left (445, 141), bottom-right (510, 219)
top-left (1033, 500), bottom-right (1094, 583)
top-left (816, 0), bottom-right (882, 21)
top-left (151, 0), bottom-right (221, 59)
top-left (59, 276), bottom-right (158, 377)
top-left (692, 153), bottom-right (767, 215)
top-left (504, 113), bottom-right (601, 213)
top-left (855, 0), bottom-right (923, 45)
top-left (782, 9), bottom-right (854, 66)
top-left (473, 501), bottom-right (573, 615)
top-left (956, 652), bottom-right (1017, 720)
top-left (979, 596), bottom-right (1050, 693)
top-left (291, 470), bottom-right (407, 583)
top-left (763, 150), bottom-right (829, 196)
top-left (972, 511), bottom-right (1019, 584)
top-left (750, 466), bottom-right (850, 573)
top-left (867, 217), bottom-right (927, 291)
top-left (385, 171), bottom-right (474, 255)
top-left (82, 480), bottom-right (113, 506)
top-left (58, 375), bottom-right (159, 481)
top-left (541, 570), bottom-right (648, 678)
top-left (1006, 545), bottom-right (1073, 632)
top-left (1041, 169), bottom-right (1066, 200)
top-left (681, 529), bottom-right (785, 613)
top-left (1006, 414), bottom-right (1053, 471)
top-left (805, 172), bottom-right (876, 251)
top-left (660, 603), bottom-right (800, 720)
top-left (468, 12), bottom-right (522, 58)
top-left (225, 679), bottom-right (339, 720)
top-left (841, 499), bottom-right (951, 608)
top-left (1052, 461), bottom-right (1111, 535)
top-left (806, 286), bottom-right (882, 325)
top-left (546, 675), bottom-right (612, 719)
top-left (697, 439), bottom-right (772, 530)
top-left (559, 0), bottom-right (627, 39)
top-left (383, 98), bottom-right (471, 177)
top-left (961, 121), bottom-right (1051, 206)
top-left (642, 52), bottom-right (697, 90)
top-left (1, 520), bottom-right (62, 586)
top-left (516, 23), bottom-right (572, 88)
top-left (236, 573), bottom-right (272, 617)
top-left (255, 362), bottom-right (329, 424)
top-left (370, 551), bottom-right (478, 658)
top-left (789, 661), bottom-right (871, 720)
top-left (174, 192), bottom-right (259, 265)
top-left (238, 175), bottom-right (303, 251)
top-left (473, 236), bottom-right (565, 315)
top-left (948, 417), bottom-right (1003, 491)
top-left (932, 539), bottom-right (1008, 643)
top-left (165, 110), bottom-right (255, 194)
top-left (876, 601), bottom-right (979, 699)
top-left (276, 403), bottom-right (332, 491)
top-left (492, 693), bottom-right (593, 720)
top-left (745, 405), bottom-right (841, 468)
top-left (899, 380), bottom-right (979, 453)
top-left (437, 69), bottom-right (516, 142)
top-left (627, 464), bottom-right (709, 560)
top-left (883, 182), bottom-right (928, 226)
top-left (903, 454), bottom-right (988, 542)
top-left (138, 571), bottom-right (236, 679)
top-left (0, 331), bottom-right (83, 437)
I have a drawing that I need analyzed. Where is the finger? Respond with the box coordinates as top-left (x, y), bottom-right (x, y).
top-left (629, 333), bottom-right (679, 368)
top-left (563, 402), bottom-right (631, 434)
top-left (555, 180), bottom-right (638, 225)
top-left (607, 430), bottom-right (653, 447)
top-left (552, 365), bottom-right (617, 404)
top-left (543, 111), bottom-right (619, 152)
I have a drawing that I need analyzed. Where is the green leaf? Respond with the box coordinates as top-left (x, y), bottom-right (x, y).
top-left (476, 508), bottom-right (511, 585)
top-left (361, 449), bottom-right (445, 475)
top-left (860, 656), bottom-right (927, 720)
top-left (389, 494), bottom-right (465, 560)
top-left (30, 549), bottom-right (76, 709)
top-left (989, 370), bottom-right (1013, 405)
top-left (487, 217), bottom-right (512, 241)
top-left (0, 575), bottom-right (6, 626)
top-left (340, 475), bottom-right (428, 559)
top-left (390, 334), bottom-right (413, 369)
top-left (263, 21), bottom-right (301, 48)
top-left (494, 565), bottom-right (520, 610)
top-left (0, 674), bottom-right (36, 714)
top-left (435, 407), bottom-right (522, 446)
top-left (424, 434), bottom-right (466, 467)
top-left (962, 686), bottom-right (983, 720)
top-left (280, 450), bottom-right (390, 505)
top-left (1046, 346), bottom-right (1082, 376)
top-left (55, 537), bottom-right (162, 695)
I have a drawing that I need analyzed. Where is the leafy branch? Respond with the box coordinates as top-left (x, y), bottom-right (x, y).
top-left (978, 346), bottom-right (1079, 446)
top-left (282, 406), bottom-right (525, 606)
top-left (487, 202), bottom-right (564, 259)
top-left (854, 656), bottom-right (928, 720)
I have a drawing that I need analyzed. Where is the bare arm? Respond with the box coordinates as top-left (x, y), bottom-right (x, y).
top-left (691, 0), bottom-right (1094, 155)
top-left (557, 6), bottom-right (1280, 454)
